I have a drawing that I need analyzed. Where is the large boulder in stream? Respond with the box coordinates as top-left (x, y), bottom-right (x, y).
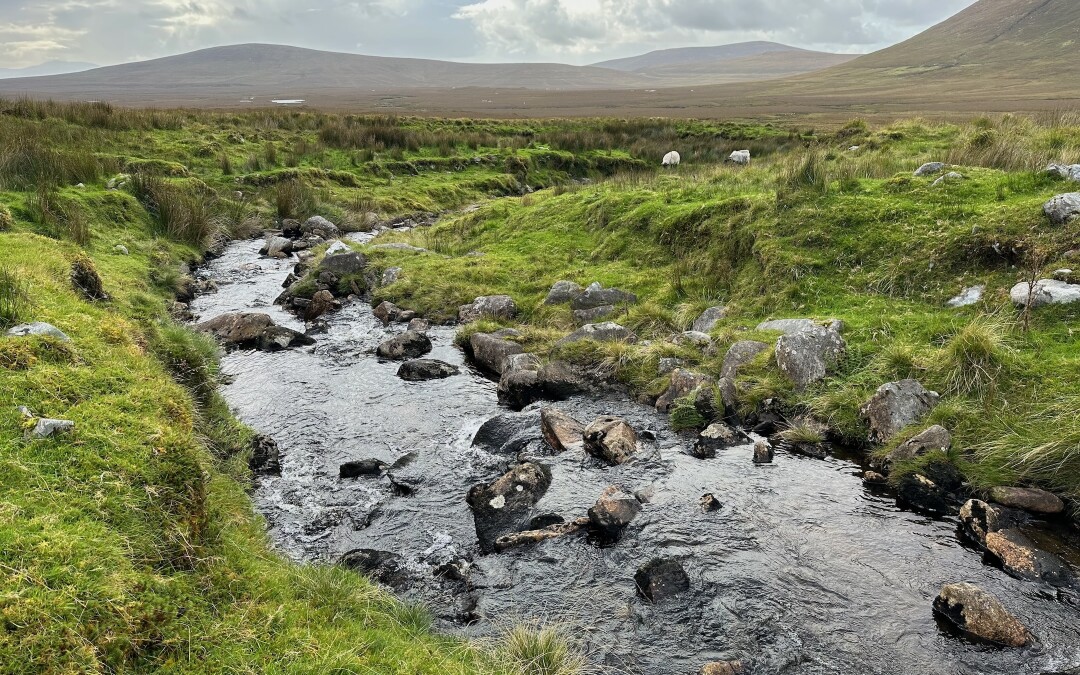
top-left (588, 486), bottom-right (641, 539)
top-left (197, 312), bottom-right (314, 351)
top-left (540, 408), bottom-right (584, 453)
top-left (469, 332), bottom-right (523, 376)
top-left (860, 380), bottom-right (940, 444)
top-left (376, 330), bottom-right (432, 360)
top-left (959, 499), bottom-right (1021, 547)
top-left (398, 359), bottom-right (459, 381)
top-left (497, 369), bottom-right (544, 411)
top-left (472, 410), bottom-right (542, 456)
top-left (249, 434), bottom-right (281, 475)
top-left (466, 463), bottom-right (552, 553)
top-left (933, 583), bottom-right (1031, 647)
top-left (634, 558), bottom-right (690, 602)
top-left (583, 417), bottom-right (638, 465)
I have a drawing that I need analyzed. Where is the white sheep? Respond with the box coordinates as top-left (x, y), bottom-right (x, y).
top-left (728, 150), bottom-right (750, 165)
top-left (662, 151), bottom-right (681, 168)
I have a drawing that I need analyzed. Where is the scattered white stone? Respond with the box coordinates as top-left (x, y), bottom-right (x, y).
top-left (1010, 279), bottom-right (1080, 307)
top-left (1053, 269), bottom-right (1074, 280)
top-left (947, 285), bottom-right (985, 308)
top-left (848, 146), bottom-right (861, 152)
top-left (932, 172), bottom-right (964, 186)
top-left (1044, 193), bottom-right (1080, 225)
top-left (1046, 163), bottom-right (1080, 182)
top-left (6, 322), bottom-right (71, 341)
top-left (31, 418), bottom-right (75, 439)
top-left (114, 244), bottom-right (129, 255)
top-left (324, 241), bottom-right (350, 255)
top-left (662, 151), bottom-right (681, 167)
top-left (914, 162), bottom-right (946, 177)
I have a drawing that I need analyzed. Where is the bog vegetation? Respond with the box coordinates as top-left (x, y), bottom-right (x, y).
top-left (1, 98), bottom-right (1079, 672)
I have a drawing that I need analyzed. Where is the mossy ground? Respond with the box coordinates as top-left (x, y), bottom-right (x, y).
top-left (2, 101), bottom-right (1079, 672)
top-left (367, 116), bottom-right (1080, 504)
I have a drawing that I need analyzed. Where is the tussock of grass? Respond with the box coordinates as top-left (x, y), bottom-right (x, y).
top-left (931, 316), bottom-right (1016, 396)
top-left (497, 624), bottom-right (586, 675)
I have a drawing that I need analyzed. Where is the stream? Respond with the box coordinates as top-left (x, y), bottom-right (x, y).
top-left (190, 236), bottom-right (1080, 675)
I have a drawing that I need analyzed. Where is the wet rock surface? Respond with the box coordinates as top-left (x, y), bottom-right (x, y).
top-left (189, 238), bottom-right (1080, 675)
top-left (933, 583), bottom-right (1031, 647)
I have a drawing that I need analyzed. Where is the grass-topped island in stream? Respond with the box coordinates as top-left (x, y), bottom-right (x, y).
top-left (1, 100), bottom-right (1078, 672)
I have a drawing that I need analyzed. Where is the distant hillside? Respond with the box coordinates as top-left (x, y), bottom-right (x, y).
top-left (0, 44), bottom-right (651, 104)
top-left (770, 0), bottom-right (1080, 100)
top-left (0, 61), bottom-right (97, 79)
top-left (635, 50), bottom-right (858, 84)
top-left (592, 41), bottom-right (805, 71)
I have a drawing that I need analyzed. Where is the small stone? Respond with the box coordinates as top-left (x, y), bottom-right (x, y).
top-left (700, 662), bottom-right (745, 675)
top-left (692, 423), bottom-right (742, 459)
top-left (692, 306), bottom-right (726, 333)
top-left (30, 418), bottom-right (74, 439)
top-left (914, 162), bottom-right (946, 177)
top-left (947, 285), bottom-right (984, 308)
top-left (753, 440), bottom-right (774, 464)
top-left (544, 280), bottom-right (584, 305)
top-left (863, 471), bottom-right (888, 486)
top-left (376, 331), bottom-right (432, 360)
top-left (540, 408), bottom-right (584, 453)
top-left (339, 459), bottom-right (386, 478)
top-left (113, 244), bottom-right (129, 255)
top-left (397, 359), bottom-right (460, 381)
top-left (700, 493), bottom-right (722, 512)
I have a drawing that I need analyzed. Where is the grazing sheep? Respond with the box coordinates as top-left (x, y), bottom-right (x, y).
top-left (728, 150), bottom-right (751, 165)
top-left (662, 151), bottom-right (681, 168)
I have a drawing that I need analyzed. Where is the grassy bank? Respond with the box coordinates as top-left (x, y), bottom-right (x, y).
top-left (2, 100), bottom-right (1078, 672)
top-left (366, 115), bottom-right (1080, 504)
top-left (0, 101), bottom-right (621, 673)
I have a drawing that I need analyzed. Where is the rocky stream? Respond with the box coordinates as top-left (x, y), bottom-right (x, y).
top-left (188, 229), bottom-right (1080, 675)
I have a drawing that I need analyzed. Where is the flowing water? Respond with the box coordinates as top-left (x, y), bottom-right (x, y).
top-left (191, 237), bottom-right (1080, 675)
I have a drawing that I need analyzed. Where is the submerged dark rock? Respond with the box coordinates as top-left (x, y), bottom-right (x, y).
top-left (635, 558), bottom-right (690, 602)
top-left (398, 359), bottom-right (460, 381)
top-left (249, 433), bottom-right (281, 475)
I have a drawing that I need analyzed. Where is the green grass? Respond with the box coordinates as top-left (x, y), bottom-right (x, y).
top-left (3, 100), bottom-right (1080, 672)
top-left (366, 114), bottom-right (1080, 505)
top-left (0, 100), bottom-right (603, 674)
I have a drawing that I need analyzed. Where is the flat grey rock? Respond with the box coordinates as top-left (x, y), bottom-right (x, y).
top-left (6, 322), bottom-right (71, 342)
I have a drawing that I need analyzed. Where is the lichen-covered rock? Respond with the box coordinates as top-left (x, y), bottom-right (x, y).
top-left (1010, 279), bottom-right (1080, 308)
top-left (583, 416), bottom-right (638, 465)
top-left (466, 463), bottom-right (552, 553)
top-left (572, 305), bottom-right (617, 325)
top-left (773, 323), bottom-right (845, 392)
top-left (720, 340), bottom-right (769, 379)
top-left (540, 408), bottom-right (584, 453)
top-left (933, 583), bottom-right (1031, 647)
top-left (6, 322), bottom-right (70, 342)
top-left (985, 528), bottom-right (1074, 587)
top-left (634, 558), bottom-right (690, 602)
top-left (914, 162), bottom-right (946, 177)
top-left (655, 369), bottom-right (716, 414)
top-left (555, 322), bottom-right (637, 347)
top-left (376, 330), bottom-right (432, 360)
top-left (692, 305), bottom-right (726, 333)
top-left (1043, 192), bottom-right (1080, 225)
top-left (860, 380), bottom-right (940, 444)
top-left (30, 418), bottom-right (75, 439)
top-left (876, 425), bottom-right (952, 472)
top-left (544, 280), bottom-right (584, 305)
top-left (570, 283), bottom-right (636, 311)
top-left (301, 215), bottom-right (340, 238)
top-left (458, 295), bottom-right (518, 323)
top-left (700, 662), bottom-right (745, 675)
top-left (959, 499), bottom-right (1019, 547)
top-left (988, 486), bottom-right (1065, 515)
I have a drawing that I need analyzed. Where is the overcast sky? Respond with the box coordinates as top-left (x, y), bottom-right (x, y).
top-left (1, 0), bottom-right (977, 69)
